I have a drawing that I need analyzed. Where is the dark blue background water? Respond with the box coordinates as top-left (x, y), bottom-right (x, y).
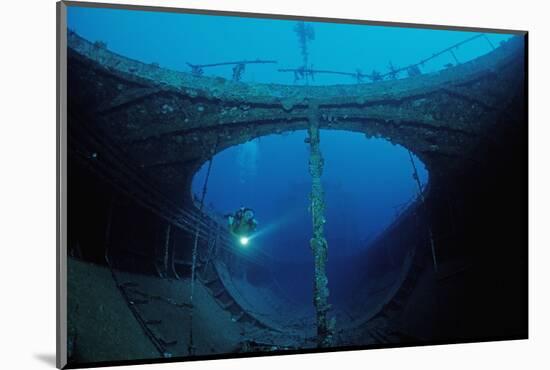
top-left (192, 131), bottom-right (429, 305)
top-left (193, 131), bottom-right (428, 263)
top-left (67, 5), bottom-right (514, 304)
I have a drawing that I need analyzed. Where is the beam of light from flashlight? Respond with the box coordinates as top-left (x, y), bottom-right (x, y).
top-left (247, 208), bottom-right (301, 242)
top-left (239, 236), bottom-right (249, 246)
top-left (238, 207), bottom-right (304, 260)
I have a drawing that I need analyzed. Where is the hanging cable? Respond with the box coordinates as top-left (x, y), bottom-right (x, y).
top-left (407, 150), bottom-right (438, 273)
top-left (307, 103), bottom-right (334, 347)
top-left (188, 154), bottom-right (214, 356)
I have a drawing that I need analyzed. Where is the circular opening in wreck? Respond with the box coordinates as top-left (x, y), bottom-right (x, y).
top-left (191, 130), bottom-right (428, 330)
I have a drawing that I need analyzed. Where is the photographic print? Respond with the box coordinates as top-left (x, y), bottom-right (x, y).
top-left (58, 1), bottom-right (527, 367)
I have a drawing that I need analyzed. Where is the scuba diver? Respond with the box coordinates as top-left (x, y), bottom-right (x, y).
top-left (225, 207), bottom-right (258, 244)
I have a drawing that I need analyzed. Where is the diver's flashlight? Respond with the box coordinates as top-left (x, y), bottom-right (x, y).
top-left (239, 237), bottom-right (249, 246)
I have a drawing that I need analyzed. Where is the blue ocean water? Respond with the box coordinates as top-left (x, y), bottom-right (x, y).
top-left (67, 6), bottom-right (512, 85)
top-left (67, 5), bottom-right (515, 303)
top-left (193, 131), bottom-right (427, 262)
top-left (192, 131), bottom-right (429, 304)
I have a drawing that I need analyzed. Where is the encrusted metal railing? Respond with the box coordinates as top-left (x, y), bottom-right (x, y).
top-left (278, 33), bottom-right (497, 83)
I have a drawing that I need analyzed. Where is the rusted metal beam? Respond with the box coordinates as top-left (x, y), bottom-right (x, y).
top-left (408, 150), bottom-right (438, 273)
top-left (307, 103), bottom-right (334, 348)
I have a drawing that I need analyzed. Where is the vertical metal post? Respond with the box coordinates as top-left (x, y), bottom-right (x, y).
top-left (169, 229), bottom-right (179, 280)
top-left (450, 49), bottom-right (460, 65)
top-left (408, 150), bottom-right (438, 273)
top-left (483, 34), bottom-right (496, 50)
top-left (163, 224), bottom-right (171, 277)
top-left (202, 222), bottom-right (219, 276)
top-left (188, 157), bottom-right (214, 355)
top-left (104, 194), bottom-right (115, 264)
top-left (307, 103), bottom-right (333, 347)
